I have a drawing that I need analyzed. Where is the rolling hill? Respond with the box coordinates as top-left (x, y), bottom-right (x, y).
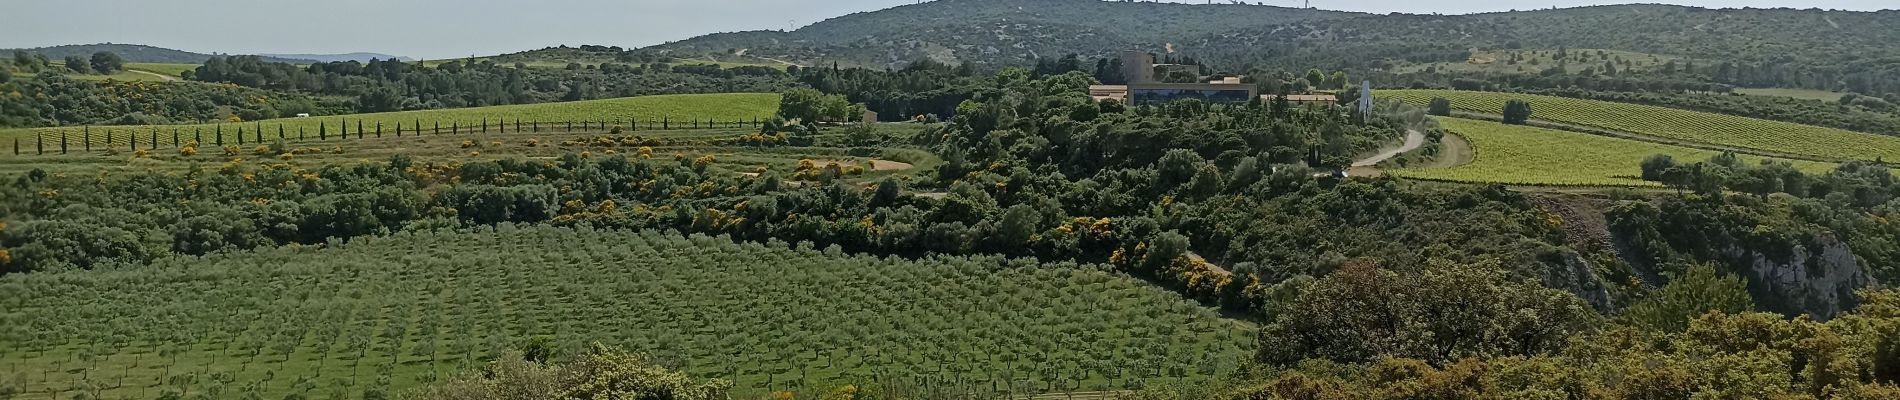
top-left (646, 0), bottom-right (1356, 68)
top-left (1383, 89), bottom-right (1900, 162)
top-left (3, 43), bottom-right (312, 64)
top-left (646, 0), bottom-right (1900, 94)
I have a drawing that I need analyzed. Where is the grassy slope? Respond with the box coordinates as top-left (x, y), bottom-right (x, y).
top-left (1393, 118), bottom-right (1835, 187)
top-left (1383, 89), bottom-right (1900, 162)
top-left (124, 63), bottom-right (197, 78)
top-left (0, 93), bottom-right (781, 147)
top-left (0, 226), bottom-right (1251, 399)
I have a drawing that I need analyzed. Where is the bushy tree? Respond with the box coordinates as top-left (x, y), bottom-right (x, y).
top-left (1427, 97), bottom-right (1452, 116)
top-left (63, 56), bottom-right (90, 74)
top-left (89, 52), bottom-right (123, 74)
top-left (1640, 154), bottom-right (1678, 181)
top-left (1502, 100), bottom-right (1533, 125)
top-left (1257, 258), bottom-right (1597, 366)
top-left (1621, 263), bottom-right (1754, 333)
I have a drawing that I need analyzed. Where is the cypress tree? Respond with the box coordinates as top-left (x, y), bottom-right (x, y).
top-left (84, 126), bottom-right (90, 151)
top-left (356, 120), bottom-right (363, 139)
top-left (237, 126), bottom-right (245, 145)
top-left (376, 122), bottom-right (382, 138)
top-left (320, 123), bottom-right (327, 140)
top-left (216, 126), bottom-right (224, 146)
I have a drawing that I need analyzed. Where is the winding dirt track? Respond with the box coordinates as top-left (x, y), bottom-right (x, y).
top-left (1353, 129), bottom-right (1426, 167)
top-left (126, 69), bottom-right (178, 82)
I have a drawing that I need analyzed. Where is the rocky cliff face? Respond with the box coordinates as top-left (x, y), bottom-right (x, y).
top-left (1730, 236), bottom-right (1875, 319)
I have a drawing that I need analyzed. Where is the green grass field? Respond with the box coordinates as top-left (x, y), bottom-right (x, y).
top-left (1732, 88), bottom-right (1848, 102)
top-left (124, 63), bottom-right (197, 78)
top-left (0, 93), bottom-right (781, 149)
top-left (1383, 89), bottom-right (1900, 162)
top-left (0, 226), bottom-right (1252, 400)
top-left (1392, 118), bottom-right (1836, 186)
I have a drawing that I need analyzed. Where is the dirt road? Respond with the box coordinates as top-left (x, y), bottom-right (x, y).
top-left (1353, 129), bottom-right (1426, 167)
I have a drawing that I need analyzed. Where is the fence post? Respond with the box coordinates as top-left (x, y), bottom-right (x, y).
top-left (376, 122), bottom-right (383, 138)
top-left (630, 117), bottom-right (637, 132)
top-left (151, 129), bottom-right (158, 150)
top-left (36, 134), bottom-right (43, 155)
top-left (173, 129), bottom-right (179, 148)
top-left (453, 122), bottom-right (459, 135)
top-left (278, 125), bottom-right (285, 140)
top-left (61, 132), bottom-right (67, 154)
top-left (500, 119), bottom-right (506, 134)
top-left (482, 118), bottom-right (488, 133)
top-left (83, 127), bottom-right (91, 151)
top-left (434, 121), bottom-right (440, 135)
top-left (396, 122), bottom-right (403, 137)
top-left (299, 127), bottom-right (305, 141)
top-left (533, 121), bottom-right (539, 132)
top-left (663, 117), bottom-right (669, 130)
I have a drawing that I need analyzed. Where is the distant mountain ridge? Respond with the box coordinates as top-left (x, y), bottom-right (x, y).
top-left (3, 43), bottom-right (314, 64)
top-left (262, 53), bottom-right (414, 63)
top-left (643, 0), bottom-right (1900, 78)
top-left (646, 0), bottom-right (1355, 68)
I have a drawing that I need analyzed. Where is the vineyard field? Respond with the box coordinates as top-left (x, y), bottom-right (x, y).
top-left (1392, 118), bottom-right (1836, 186)
top-left (0, 93), bottom-right (781, 148)
top-left (0, 226), bottom-right (1253, 399)
top-left (1382, 89), bottom-right (1900, 162)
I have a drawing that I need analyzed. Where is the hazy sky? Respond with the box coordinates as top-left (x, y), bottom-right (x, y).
top-left (3, 0), bottom-right (1890, 60)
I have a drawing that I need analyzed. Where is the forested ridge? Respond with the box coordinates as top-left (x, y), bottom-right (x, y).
top-left (658, 1), bottom-right (1900, 97)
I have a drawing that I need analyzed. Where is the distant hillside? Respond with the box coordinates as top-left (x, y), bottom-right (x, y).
top-left (645, 0), bottom-right (1900, 94)
top-left (262, 52), bottom-right (414, 63)
top-left (4, 43), bottom-right (313, 64)
top-left (647, 0), bottom-right (1356, 68)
